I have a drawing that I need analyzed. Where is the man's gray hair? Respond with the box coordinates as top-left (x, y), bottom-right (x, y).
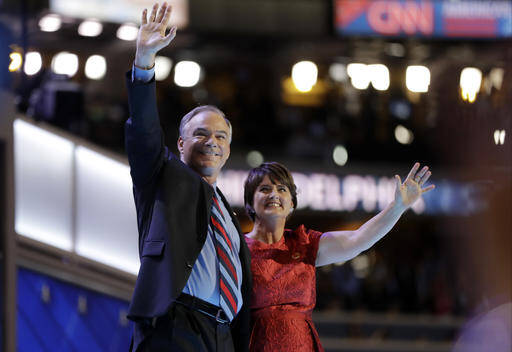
top-left (179, 105), bottom-right (232, 142)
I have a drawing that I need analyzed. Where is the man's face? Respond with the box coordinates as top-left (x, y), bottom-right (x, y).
top-left (177, 111), bottom-right (231, 183)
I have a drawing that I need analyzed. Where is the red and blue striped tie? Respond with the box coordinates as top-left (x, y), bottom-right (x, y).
top-left (210, 194), bottom-right (238, 321)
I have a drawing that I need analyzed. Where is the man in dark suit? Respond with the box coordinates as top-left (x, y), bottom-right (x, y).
top-left (125, 3), bottom-right (251, 351)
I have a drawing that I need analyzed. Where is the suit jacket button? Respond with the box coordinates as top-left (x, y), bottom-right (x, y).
top-left (186, 262), bottom-right (193, 269)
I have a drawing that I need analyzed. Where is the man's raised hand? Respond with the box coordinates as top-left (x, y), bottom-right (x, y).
top-left (135, 2), bottom-right (177, 69)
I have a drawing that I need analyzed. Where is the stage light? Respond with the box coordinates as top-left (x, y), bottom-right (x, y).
top-left (9, 52), bottom-right (22, 72)
top-left (78, 19), bottom-right (103, 37)
top-left (155, 56), bottom-right (173, 81)
top-left (51, 52), bottom-right (79, 77)
top-left (351, 254), bottom-right (370, 278)
top-left (368, 64), bottom-right (390, 91)
top-left (347, 63), bottom-right (370, 90)
top-left (329, 63), bottom-right (347, 83)
top-left (386, 42), bottom-right (405, 57)
top-left (394, 125), bottom-right (414, 144)
top-left (246, 150), bottom-right (264, 168)
top-left (85, 55), bottom-right (106, 80)
top-left (489, 68), bottom-right (504, 90)
top-left (116, 23), bottom-right (138, 41)
top-left (406, 65), bottom-right (430, 93)
top-left (494, 130), bottom-right (506, 145)
top-left (291, 61), bottom-right (318, 92)
top-left (39, 14), bottom-right (62, 32)
top-left (460, 67), bottom-right (482, 103)
top-left (332, 145), bottom-right (348, 166)
top-left (24, 52), bottom-right (42, 76)
top-left (174, 60), bottom-right (201, 87)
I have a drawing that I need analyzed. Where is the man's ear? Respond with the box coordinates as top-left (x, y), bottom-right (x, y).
top-left (177, 136), bottom-right (184, 155)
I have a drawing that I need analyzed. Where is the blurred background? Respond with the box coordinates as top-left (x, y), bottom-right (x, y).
top-left (1, 0), bottom-right (511, 351)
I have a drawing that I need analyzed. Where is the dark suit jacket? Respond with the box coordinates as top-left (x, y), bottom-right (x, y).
top-left (124, 72), bottom-right (252, 351)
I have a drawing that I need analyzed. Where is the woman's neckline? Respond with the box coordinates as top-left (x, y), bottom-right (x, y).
top-left (245, 230), bottom-right (289, 246)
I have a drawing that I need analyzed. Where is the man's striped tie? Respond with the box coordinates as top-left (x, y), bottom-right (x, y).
top-left (210, 194), bottom-right (239, 321)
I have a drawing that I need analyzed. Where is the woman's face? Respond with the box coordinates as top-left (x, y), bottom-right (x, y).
top-left (252, 175), bottom-right (294, 221)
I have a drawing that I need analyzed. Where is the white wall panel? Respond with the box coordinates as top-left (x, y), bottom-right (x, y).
top-left (14, 119), bottom-right (74, 250)
top-left (74, 146), bottom-right (139, 275)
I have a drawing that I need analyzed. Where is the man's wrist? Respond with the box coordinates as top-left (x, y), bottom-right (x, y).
top-left (134, 61), bottom-right (155, 70)
top-left (134, 51), bottom-right (156, 70)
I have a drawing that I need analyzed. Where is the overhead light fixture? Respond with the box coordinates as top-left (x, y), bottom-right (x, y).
top-left (155, 56), bottom-right (173, 81)
top-left (332, 145), bottom-right (348, 166)
top-left (368, 64), bottom-right (390, 91)
top-left (347, 63), bottom-right (370, 90)
top-left (174, 61), bottom-right (201, 87)
top-left (394, 125), bottom-right (414, 145)
top-left (406, 65), bottom-right (430, 93)
top-left (78, 19), bottom-right (103, 37)
top-left (494, 129), bottom-right (506, 145)
top-left (85, 55), bottom-right (107, 80)
top-left (386, 43), bottom-right (405, 57)
top-left (460, 67), bottom-right (482, 103)
top-left (291, 61), bottom-right (318, 92)
top-left (39, 14), bottom-right (62, 32)
top-left (246, 151), bottom-right (264, 168)
top-left (116, 23), bottom-right (138, 41)
top-left (9, 52), bottom-right (22, 72)
top-left (51, 52), bottom-right (79, 77)
top-left (329, 63), bottom-right (347, 83)
top-left (24, 51), bottom-right (43, 76)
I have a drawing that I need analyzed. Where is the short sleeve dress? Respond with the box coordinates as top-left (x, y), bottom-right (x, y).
top-left (244, 225), bottom-right (324, 352)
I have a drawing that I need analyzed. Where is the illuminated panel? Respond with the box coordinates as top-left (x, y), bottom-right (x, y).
top-left (334, 0), bottom-right (512, 38)
top-left (50, 0), bottom-right (189, 28)
top-left (14, 119), bottom-right (74, 250)
top-left (74, 146), bottom-right (139, 275)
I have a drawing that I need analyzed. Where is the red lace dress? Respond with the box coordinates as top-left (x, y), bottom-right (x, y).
top-left (245, 225), bottom-right (324, 352)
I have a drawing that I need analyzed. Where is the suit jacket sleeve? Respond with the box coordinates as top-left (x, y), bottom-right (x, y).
top-left (124, 70), bottom-right (165, 188)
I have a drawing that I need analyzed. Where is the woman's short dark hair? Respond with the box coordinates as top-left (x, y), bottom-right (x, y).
top-left (244, 162), bottom-right (298, 222)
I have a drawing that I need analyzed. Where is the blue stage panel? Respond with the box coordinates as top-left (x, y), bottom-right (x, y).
top-left (17, 267), bottom-right (132, 352)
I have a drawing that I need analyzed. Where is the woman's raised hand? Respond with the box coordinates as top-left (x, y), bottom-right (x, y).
top-left (394, 162), bottom-right (435, 210)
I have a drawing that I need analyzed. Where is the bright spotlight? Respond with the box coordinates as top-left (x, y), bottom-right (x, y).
top-left (368, 64), bottom-right (390, 91)
top-left (174, 61), bottom-right (201, 87)
top-left (39, 14), bottom-right (62, 32)
top-left (489, 68), bottom-right (504, 90)
top-left (246, 150), bottom-right (264, 168)
top-left (329, 63), bottom-right (347, 83)
top-left (406, 65), bottom-right (430, 93)
top-left (347, 63), bottom-right (370, 90)
top-left (155, 56), bottom-right (173, 81)
top-left (9, 52), bottom-right (22, 72)
top-left (460, 67), bottom-right (482, 103)
top-left (332, 145), bottom-right (348, 166)
top-left (85, 55), bottom-right (107, 80)
top-left (394, 125), bottom-right (414, 145)
top-left (51, 52), bottom-right (79, 77)
top-left (351, 254), bottom-right (370, 278)
top-left (78, 19), bottom-right (103, 37)
top-left (291, 61), bottom-right (318, 92)
top-left (24, 52), bottom-right (42, 76)
top-left (116, 23), bottom-right (138, 41)
top-left (494, 129), bottom-right (506, 145)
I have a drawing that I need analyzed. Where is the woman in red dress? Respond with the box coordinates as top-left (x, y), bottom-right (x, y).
top-left (243, 162), bottom-right (434, 351)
